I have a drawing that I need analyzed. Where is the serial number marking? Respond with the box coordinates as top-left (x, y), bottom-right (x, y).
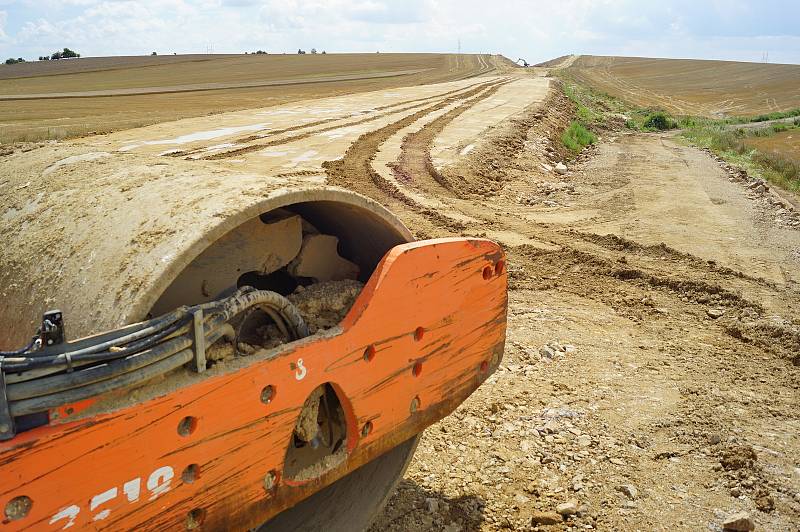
top-left (48, 465), bottom-right (174, 529)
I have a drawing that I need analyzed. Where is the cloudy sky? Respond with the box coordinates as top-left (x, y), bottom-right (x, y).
top-left (0, 0), bottom-right (798, 64)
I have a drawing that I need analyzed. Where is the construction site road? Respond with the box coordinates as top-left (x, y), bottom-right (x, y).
top-left (1, 69), bottom-right (798, 531)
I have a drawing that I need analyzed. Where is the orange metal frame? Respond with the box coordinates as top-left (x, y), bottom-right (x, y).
top-left (0, 237), bottom-right (507, 530)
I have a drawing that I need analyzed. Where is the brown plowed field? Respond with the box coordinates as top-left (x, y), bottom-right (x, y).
top-left (0, 53), bottom-right (501, 143)
top-left (0, 54), bottom-right (241, 81)
top-left (563, 55), bottom-right (800, 118)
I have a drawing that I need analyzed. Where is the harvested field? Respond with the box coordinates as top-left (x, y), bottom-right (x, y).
top-left (744, 129), bottom-right (800, 164)
top-left (562, 55), bottom-right (800, 118)
top-left (0, 53), bottom-right (501, 143)
top-left (0, 54), bottom-right (241, 81)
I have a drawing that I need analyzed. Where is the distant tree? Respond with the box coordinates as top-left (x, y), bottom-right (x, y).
top-left (151, 51), bottom-right (157, 56)
top-left (51, 51), bottom-right (62, 60)
top-left (5, 58), bottom-right (17, 64)
top-left (61, 48), bottom-right (79, 58)
top-left (297, 49), bottom-right (305, 54)
top-left (321, 50), bottom-right (326, 54)
top-left (310, 48), bottom-right (317, 54)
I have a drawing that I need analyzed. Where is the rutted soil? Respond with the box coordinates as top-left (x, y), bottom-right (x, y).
top-left (323, 79), bottom-right (510, 232)
top-left (204, 79), bottom-right (501, 161)
top-left (318, 79), bottom-right (800, 531)
top-left (390, 80), bottom-right (514, 197)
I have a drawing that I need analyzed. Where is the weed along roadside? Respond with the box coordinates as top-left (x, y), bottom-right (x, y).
top-left (556, 71), bottom-right (800, 195)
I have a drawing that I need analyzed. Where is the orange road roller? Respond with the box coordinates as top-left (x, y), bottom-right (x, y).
top-left (0, 180), bottom-right (506, 530)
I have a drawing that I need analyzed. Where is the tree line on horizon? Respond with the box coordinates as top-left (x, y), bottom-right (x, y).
top-left (4, 47), bottom-right (339, 65)
top-left (5, 48), bottom-right (80, 65)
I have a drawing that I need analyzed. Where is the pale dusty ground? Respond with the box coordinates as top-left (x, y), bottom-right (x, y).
top-left (1, 68), bottom-right (799, 531)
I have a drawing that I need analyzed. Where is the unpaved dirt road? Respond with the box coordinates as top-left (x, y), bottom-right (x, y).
top-left (370, 126), bottom-right (800, 531)
top-left (1, 67), bottom-right (799, 531)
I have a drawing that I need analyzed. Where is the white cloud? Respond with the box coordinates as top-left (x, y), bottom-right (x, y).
top-left (0, 10), bottom-right (8, 42)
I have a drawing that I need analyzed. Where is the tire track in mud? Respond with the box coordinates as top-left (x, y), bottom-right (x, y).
top-left (193, 80), bottom-right (503, 161)
top-left (370, 80), bottom-right (800, 530)
top-left (322, 79), bottom-right (509, 231)
top-left (507, 233), bottom-right (800, 364)
top-left (389, 80), bottom-right (512, 198)
top-left (380, 76), bottom-right (800, 364)
top-left (438, 83), bottom-right (575, 198)
top-left (232, 80), bottom-right (496, 144)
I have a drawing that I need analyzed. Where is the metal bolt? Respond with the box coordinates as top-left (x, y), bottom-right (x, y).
top-left (361, 421), bottom-right (373, 437)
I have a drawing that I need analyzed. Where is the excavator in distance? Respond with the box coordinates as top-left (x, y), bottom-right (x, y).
top-left (0, 176), bottom-right (507, 530)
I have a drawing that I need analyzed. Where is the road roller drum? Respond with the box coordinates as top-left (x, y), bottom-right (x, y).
top-left (0, 152), bottom-right (507, 531)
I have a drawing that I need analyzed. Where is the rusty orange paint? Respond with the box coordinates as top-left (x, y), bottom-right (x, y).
top-left (0, 237), bottom-right (507, 530)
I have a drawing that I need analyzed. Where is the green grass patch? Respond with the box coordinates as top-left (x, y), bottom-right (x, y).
top-left (562, 121), bottom-right (597, 153)
top-left (558, 72), bottom-right (800, 192)
top-left (681, 123), bottom-right (800, 191)
top-left (748, 108), bottom-right (800, 123)
top-left (642, 111), bottom-right (678, 131)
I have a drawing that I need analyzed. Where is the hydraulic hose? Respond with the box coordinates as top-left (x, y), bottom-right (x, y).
top-left (2, 289), bottom-right (309, 417)
top-left (2, 316), bottom-right (193, 373)
top-left (6, 337), bottom-right (192, 401)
